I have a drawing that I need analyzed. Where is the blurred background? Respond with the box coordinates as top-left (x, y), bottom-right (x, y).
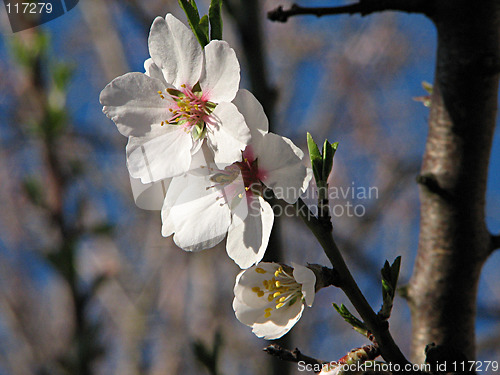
top-left (0, 0), bottom-right (499, 374)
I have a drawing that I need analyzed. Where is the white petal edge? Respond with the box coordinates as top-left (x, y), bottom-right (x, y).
top-left (250, 302), bottom-right (304, 340)
top-left (232, 89), bottom-right (269, 142)
top-left (148, 14), bottom-right (203, 87)
top-left (199, 40), bottom-right (240, 103)
top-left (208, 102), bottom-right (251, 167)
top-left (100, 72), bottom-right (170, 137)
top-left (291, 262), bottom-right (316, 307)
top-left (144, 58), bottom-right (167, 84)
top-left (254, 133), bottom-right (311, 204)
top-left (226, 197), bottom-right (274, 269)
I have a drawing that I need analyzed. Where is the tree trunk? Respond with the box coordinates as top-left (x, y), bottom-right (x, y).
top-left (408, 0), bottom-right (499, 363)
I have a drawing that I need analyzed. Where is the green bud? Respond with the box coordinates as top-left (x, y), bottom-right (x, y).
top-left (307, 132), bottom-right (323, 184)
top-left (379, 256), bottom-right (401, 321)
top-left (333, 303), bottom-right (368, 337)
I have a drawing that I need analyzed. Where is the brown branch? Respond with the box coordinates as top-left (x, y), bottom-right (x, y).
top-left (490, 233), bottom-right (500, 254)
top-left (267, 1), bottom-right (432, 23)
top-left (295, 199), bottom-right (410, 367)
top-left (263, 344), bottom-right (327, 369)
top-left (408, 0), bottom-right (499, 363)
top-left (306, 264), bottom-right (341, 289)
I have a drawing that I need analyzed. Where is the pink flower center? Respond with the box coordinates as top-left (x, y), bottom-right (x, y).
top-left (206, 147), bottom-right (268, 209)
top-left (234, 146), bottom-right (266, 197)
top-left (158, 84), bottom-right (216, 140)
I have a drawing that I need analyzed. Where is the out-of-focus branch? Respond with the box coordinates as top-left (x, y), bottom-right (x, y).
top-left (13, 28), bottom-right (106, 374)
top-left (225, 0), bottom-right (277, 118)
top-left (268, 1), bottom-right (431, 23)
top-left (80, 0), bottom-right (129, 81)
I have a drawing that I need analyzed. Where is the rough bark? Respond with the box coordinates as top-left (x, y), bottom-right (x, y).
top-left (408, 0), bottom-right (499, 363)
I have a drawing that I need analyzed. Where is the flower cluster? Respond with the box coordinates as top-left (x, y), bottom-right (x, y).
top-left (100, 14), bottom-right (314, 339)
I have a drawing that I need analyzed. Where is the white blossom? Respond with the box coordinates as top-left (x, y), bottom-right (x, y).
top-left (233, 262), bottom-right (316, 339)
top-left (100, 14), bottom-right (250, 183)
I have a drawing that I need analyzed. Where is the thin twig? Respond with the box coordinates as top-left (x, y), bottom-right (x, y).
top-left (295, 198), bottom-right (410, 367)
top-left (268, 1), bottom-right (431, 23)
top-left (264, 344), bottom-right (327, 368)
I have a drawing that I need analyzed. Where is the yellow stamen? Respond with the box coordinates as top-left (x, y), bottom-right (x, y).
top-left (276, 302), bottom-right (285, 309)
top-left (257, 291), bottom-right (264, 297)
top-left (252, 287), bottom-right (261, 293)
top-left (273, 292), bottom-right (281, 298)
top-left (255, 267), bottom-right (266, 274)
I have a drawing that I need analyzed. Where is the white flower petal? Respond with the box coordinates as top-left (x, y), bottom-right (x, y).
top-left (199, 40), bottom-right (240, 103)
top-left (162, 174), bottom-right (232, 251)
top-left (232, 89), bottom-right (269, 141)
top-left (161, 175), bottom-right (190, 237)
top-left (187, 143), bottom-right (215, 175)
top-left (129, 175), bottom-right (170, 210)
top-left (126, 125), bottom-right (193, 182)
top-left (208, 102), bottom-right (251, 166)
top-left (144, 58), bottom-right (167, 84)
top-left (254, 133), bottom-right (311, 203)
top-left (291, 263), bottom-right (316, 307)
top-left (100, 72), bottom-right (170, 137)
top-left (128, 143), bottom-right (209, 210)
top-left (233, 263), bottom-right (280, 308)
top-left (232, 297), bottom-right (271, 325)
top-left (250, 302), bottom-right (304, 340)
top-left (148, 15), bottom-right (203, 87)
top-left (226, 197), bottom-right (274, 269)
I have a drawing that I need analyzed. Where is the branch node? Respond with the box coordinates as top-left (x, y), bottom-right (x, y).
top-left (307, 263), bottom-right (341, 289)
top-left (416, 173), bottom-right (455, 202)
top-left (263, 344), bottom-right (327, 367)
